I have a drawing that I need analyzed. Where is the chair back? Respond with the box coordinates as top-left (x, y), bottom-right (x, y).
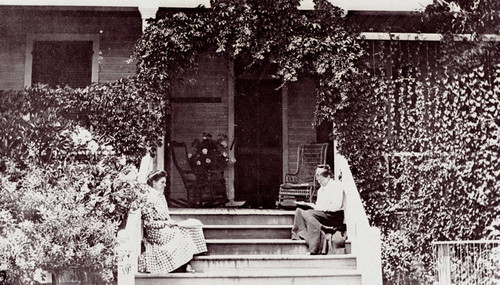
top-left (294, 143), bottom-right (328, 183)
top-left (170, 141), bottom-right (195, 185)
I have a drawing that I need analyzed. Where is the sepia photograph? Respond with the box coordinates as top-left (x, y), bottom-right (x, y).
top-left (0, 0), bottom-right (498, 284)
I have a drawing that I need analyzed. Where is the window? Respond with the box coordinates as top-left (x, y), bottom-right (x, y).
top-left (32, 41), bottom-right (93, 88)
top-left (25, 34), bottom-right (99, 88)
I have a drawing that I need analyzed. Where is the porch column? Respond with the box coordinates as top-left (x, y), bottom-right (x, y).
top-left (282, 86), bottom-right (289, 180)
top-left (138, 1), bottom-right (159, 32)
top-left (226, 57), bottom-right (236, 205)
top-left (138, 2), bottom-right (163, 170)
top-left (332, 121), bottom-right (341, 180)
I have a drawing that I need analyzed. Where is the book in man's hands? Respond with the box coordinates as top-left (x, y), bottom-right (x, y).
top-left (294, 201), bottom-right (315, 210)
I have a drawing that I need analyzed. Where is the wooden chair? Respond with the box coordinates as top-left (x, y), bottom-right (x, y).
top-left (170, 141), bottom-right (214, 207)
top-left (277, 143), bottom-right (328, 207)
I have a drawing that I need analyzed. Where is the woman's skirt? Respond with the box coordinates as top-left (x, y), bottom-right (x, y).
top-left (138, 219), bottom-right (208, 273)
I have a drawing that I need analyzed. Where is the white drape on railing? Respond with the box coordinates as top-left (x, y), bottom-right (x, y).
top-left (336, 154), bottom-right (383, 285)
top-left (117, 152), bottom-right (154, 285)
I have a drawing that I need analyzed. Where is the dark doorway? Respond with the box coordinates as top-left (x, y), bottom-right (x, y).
top-left (234, 79), bottom-right (282, 207)
top-left (316, 120), bottom-right (334, 169)
top-left (32, 41), bottom-right (93, 88)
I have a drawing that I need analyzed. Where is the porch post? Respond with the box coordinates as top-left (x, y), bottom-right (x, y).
top-left (437, 243), bottom-right (452, 285)
top-left (138, 1), bottom-right (159, 32)
top-left (282, 86), bottom-right (289, 181)
top-left (227, 57), bottom-right (236, 204)
top-left (331, 121), bottom-right (341, 179)
top-left (137, 2), bottom-right (162, 169)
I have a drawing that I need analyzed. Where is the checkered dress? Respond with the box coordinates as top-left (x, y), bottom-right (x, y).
top-left (138, 190), bottom-right (207, 273)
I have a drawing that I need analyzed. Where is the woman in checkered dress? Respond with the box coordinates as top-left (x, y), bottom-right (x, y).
top-left (138, 170), bottom-right (207, 273)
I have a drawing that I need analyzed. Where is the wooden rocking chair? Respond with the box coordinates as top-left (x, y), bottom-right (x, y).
top-left (170, 141), bottom-right (228, 208)
top-left (170, 141), bottom-right (214, 207)
top-left (277, 143), bottom-right (328, 208)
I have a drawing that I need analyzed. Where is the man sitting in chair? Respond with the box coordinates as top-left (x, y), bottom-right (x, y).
top-left (291, 164), bottom-right (345, 255)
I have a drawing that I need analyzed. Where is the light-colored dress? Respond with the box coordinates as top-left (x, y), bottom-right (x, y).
top-left (138, 190), bottom-right (207, 273)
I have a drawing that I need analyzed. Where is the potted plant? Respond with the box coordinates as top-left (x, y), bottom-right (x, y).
top-left (187, 133), bottom-right (231, 206)
top-left (188, 133), bottom-right (230, 183)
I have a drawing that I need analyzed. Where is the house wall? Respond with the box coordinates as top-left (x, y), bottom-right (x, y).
top-left (169, 55), bottom-right (230, 203)
top-left (0, 7), bottom-right (319, 204)
top-left (0, 36), bottom-right (25, 90)
top-left (286, 79), bottom-right (317, 175)
top-left (0, 9), bottom-right (141, 90)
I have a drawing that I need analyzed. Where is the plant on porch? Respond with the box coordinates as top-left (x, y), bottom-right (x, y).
top-left (188, 133), bottom-right (230, 182)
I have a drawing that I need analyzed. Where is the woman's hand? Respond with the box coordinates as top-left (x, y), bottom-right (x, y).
top-left (164, 220), bottom-right (178, 227)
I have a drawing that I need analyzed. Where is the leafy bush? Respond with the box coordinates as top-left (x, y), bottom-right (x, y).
top-left (381, 230), bottom-right (434, 285)
top-left (0, 80), bottom-right (158, 283)
top-left (1, 78), bottom-right (167, 166)
top-left (0, 125), bottom-right (148, 284)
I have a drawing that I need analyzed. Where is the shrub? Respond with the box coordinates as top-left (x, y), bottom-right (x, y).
top-left (0, 78), bottom-right (167, 166)
top-left (0, 81), bottom-right (156, 284)
top-left (0, 125), bottom-right (148, 284)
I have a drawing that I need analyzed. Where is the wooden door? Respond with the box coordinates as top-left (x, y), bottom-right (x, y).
top-left (234, 79), bottom-right (282, 207)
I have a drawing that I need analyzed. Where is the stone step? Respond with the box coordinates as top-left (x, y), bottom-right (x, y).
top-left (190, 254), bottom-right (357, 272)
top-left (135, 269), bottom-right (362, 285)
top-left (203, 225), bottom-right (292, 239)
top-left (170, 208), bottom-right (295, 225)
top-left (206, 239), bottom-right (309, 255)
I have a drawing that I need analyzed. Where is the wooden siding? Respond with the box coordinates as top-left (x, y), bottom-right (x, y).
top-left (0, 8), bottom-right (141, 90)
top-left (0, 38), bottom-right (26, 90)
top-left (169, 54), bottom-right (230, 202)
top-left (286, 80), bottom-right (317, 176)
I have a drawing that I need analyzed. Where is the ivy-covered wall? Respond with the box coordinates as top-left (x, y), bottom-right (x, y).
top-left (334, 37), bottom-right (499, 283)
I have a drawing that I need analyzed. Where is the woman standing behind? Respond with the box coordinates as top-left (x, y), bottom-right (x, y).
top-left (138, 170), bottom-right (207, 273)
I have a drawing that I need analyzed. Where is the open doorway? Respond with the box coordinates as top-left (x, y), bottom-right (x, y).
top-left (234, 78), bottom-right (282, 208)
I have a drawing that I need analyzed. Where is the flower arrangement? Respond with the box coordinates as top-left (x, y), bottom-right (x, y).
top-left (189, 133), bottom-right (230, 181)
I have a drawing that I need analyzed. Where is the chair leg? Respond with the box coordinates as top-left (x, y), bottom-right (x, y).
top-left (187, 187), bottom-right (201, 208)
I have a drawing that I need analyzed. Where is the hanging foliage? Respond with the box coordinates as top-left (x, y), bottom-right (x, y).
top-left (333, 1), bottom-right (499, 283)
top-left (133, 0), bottom-right (365, 121)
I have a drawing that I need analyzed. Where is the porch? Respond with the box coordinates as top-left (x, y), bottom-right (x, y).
top-left (116, 154), bottom-right (383, 285)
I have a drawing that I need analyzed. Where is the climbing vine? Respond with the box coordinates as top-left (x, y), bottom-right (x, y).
top-left (333, 0), bottom-right (499, 283)
top-left (133, 0), bottom-right (364, 119)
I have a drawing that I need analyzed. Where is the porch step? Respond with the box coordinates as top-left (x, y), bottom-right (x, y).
top-left (190, 254), bottom-right (357, 272)
top-left (135, 269), bottom-right (362, 285)
top-left (205, 239), bottom-right (309, 255)
top-left (137, 209), bottom-right (357, 284)
top-left (202, 224), bottom-right (292, 239)
top-left (170, 208), bottom-right (295, 225)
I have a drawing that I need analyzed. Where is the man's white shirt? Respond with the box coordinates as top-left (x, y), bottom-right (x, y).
top-left (314, 179), bottom-right (344, 212)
